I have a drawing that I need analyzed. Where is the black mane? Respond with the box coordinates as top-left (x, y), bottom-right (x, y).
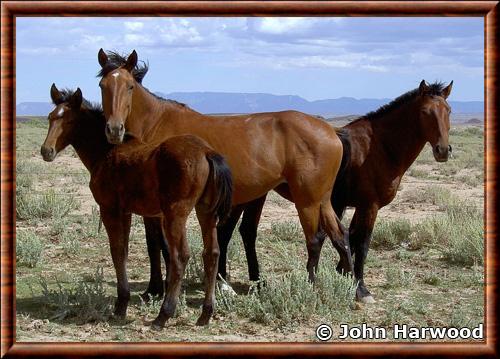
top-left (52, 88), bottom-right (103, 115)
top-left (96, 50), bottom-right (190, 110)
top-left (362, 81), bottom-right (448, 122)
top-left (143, 88), bottom-right (189, 109)
top-left (97, 50), bottom-right (149, 83)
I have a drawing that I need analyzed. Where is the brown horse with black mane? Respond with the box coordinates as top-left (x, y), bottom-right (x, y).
top-left (41, 85), bottom-right (233, 328)
top-left (96, 49), bottom-right (353, 292)
top-left (217, 80), bottom-right (454, 303)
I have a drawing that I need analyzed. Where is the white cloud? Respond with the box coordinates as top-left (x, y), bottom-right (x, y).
top-left (158, 20), bottom-right (203, 45)
top-left (18, 46), bottom-right (61, 55)
top-left (124, 21), bottom-right (144, 31)
top-left (124, 33), bottom-right (155, 46)
top-left (255, 18), bottom-right (314, 35)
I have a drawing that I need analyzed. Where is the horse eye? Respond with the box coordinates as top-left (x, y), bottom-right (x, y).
top-left (128, 85), bottom-right (134, 91)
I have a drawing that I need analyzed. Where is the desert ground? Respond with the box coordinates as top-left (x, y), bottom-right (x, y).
top-left (15, 117), bottom-right (484, 342)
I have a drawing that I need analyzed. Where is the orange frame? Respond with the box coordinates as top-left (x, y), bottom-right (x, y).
top-left (1, 1), bottom-right (498, 357)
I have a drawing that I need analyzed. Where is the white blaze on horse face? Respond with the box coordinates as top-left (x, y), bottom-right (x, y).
top-left (56, 107), bottom-right (65, 117)
top-left (112, 72), bottom-right (120, 78)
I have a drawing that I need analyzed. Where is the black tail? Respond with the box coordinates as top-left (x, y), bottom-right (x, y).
top-left (331, 128), bottom-right (351, 219)
top-left (205, 152), bottom-right (233, 224)
top-left (335, 128), bottom-right (351, 184)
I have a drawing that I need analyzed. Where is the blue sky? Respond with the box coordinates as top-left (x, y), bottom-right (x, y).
top-left (16, 17), bottom-right (483, 103)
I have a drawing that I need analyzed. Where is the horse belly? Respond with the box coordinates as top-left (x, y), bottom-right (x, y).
top-left (119, 173), bottom-right (162, 216)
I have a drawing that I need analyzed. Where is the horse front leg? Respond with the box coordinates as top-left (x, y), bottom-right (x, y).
top-left (216, 205), bottom-right (244, 281)
top-left (238, 194), bottom-right (267, 282)
top-left (100, 207), bottom-right (132, 318)
top-left (141, 216), bottom-right (167, 302)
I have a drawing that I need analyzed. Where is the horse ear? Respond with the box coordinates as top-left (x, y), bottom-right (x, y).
top-left (124, 50), bottom-right (138, 72)
top-left (50, 83), bottom-right (63, 104)
top-left (70, 88), bottom-right (83, 109)
top-left (442, 80), bottom-right (453, 99)
top-left (419, 80), bottom-right (429, 96)
top-left (98, 48), bottom-right (108, 68)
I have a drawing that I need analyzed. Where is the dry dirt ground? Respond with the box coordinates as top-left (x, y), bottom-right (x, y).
top-left (15, 118), bottom-right (484, 343)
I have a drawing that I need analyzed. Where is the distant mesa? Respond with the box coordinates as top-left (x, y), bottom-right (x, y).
top-left (17, 91), bottom-right (484, 118)
top-left (465, 118), bottom-right (482, 125)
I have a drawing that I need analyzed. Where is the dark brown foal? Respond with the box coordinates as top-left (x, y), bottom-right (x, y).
top-left (41, 85), bottom-right (233, 327)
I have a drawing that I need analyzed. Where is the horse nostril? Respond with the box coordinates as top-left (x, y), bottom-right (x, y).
top-left (448, 145), bottom-right (452, 153)
top-left (105, 123), bottom-right (111, 135)
top-left (41, 146), bottom-right (54, 159)
top-left (435, 145), bottom-right (440, 154)
top-left (119, 124), bottom-right (124, 132)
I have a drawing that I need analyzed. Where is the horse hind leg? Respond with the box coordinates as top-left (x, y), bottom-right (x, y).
top-left (350, 207), bottom-right (378, 304)
top-left (320, 198), bottom-right (354, 275)
top-left (294, 204), bottom-right (323, 283)
top-left (195, 207), bottom-right (220, 326)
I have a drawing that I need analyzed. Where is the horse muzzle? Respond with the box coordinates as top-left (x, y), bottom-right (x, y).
top-left (105, 122), bottom-right (125, 144)
top-left (433, 144), bottom-right (452, 162)
top-left (40, 145), bottom-right (56, 162)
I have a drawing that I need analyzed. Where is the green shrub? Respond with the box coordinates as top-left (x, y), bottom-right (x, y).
top-left (219, 260), bottom-right (356, 329)
top-left (184, 227), bottom-right (204, 283)
top-left (60, 230), bottom-right (82, 256)
top-left (422, 273), bottom-right (441, 286)
top-left (80, 206), bottom-right (103, 239)
top-left (371, 218), bottom-right (412, 250)
top-left (412, 191), bottom-right (483, 266)
top-left (38, 267), bottom-right (113, 323)
top-left (407, 167), bottom-right (429, 178)
top-left (384, 266), bottom-right (415, 289)
top-left (271, 220), bottom-right (302, 242)
top-left (17, 189), bottom-right (79, 220)
top-left (16, 230), bottom-right (44, 268)
top-left (439, 215), bottom-right (483, 266)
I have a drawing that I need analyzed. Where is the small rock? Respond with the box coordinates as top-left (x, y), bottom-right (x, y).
top-left (27, 319), bottom-right (45, 330)
top-left (352, 302), bottom-right (363, 310)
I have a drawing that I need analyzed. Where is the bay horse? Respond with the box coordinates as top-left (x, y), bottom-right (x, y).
top-left (40, 85), bottom-right (233, 328)
top-left (96, 49), bottom-right (353, 290)
top-left (217, 80), bottom-right (454, 303)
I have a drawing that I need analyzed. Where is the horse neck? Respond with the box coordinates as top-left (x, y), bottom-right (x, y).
top-left (354, 101), bottom-right (427, 175)
top-left (70, 111), bottom-right (111, 172)
top-left (128, 85), bottom-right (173, 141)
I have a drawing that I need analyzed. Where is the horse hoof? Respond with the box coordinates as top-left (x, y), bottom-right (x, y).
top-left (140, 292), bottom-right (151, 304)
top-left (151, 318), bottom-right (165, 331)
top-left (151, 323), bottom-right (164, 331)
top-left (112, 314), bottom-right (127, 324)
top-left (113, 309), bottom-right (127, 320)
top-left (196, 316), bottom-right (210, 326)
top-left (358, 295), bottom-right (375, 304)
